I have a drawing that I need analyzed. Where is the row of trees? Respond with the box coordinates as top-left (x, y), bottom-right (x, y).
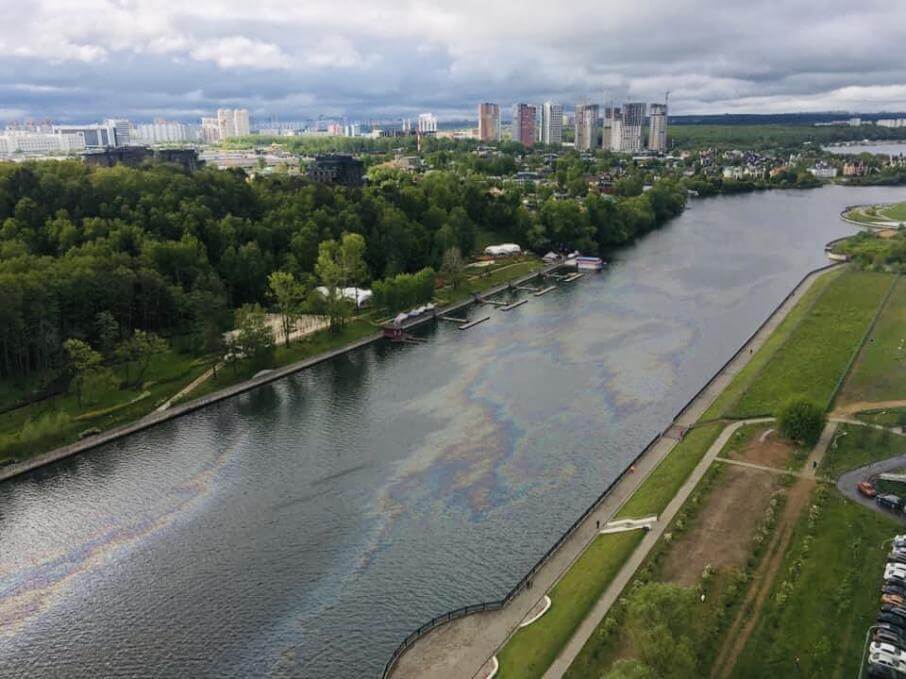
top-left (372, 267), bottom-right (437, 312)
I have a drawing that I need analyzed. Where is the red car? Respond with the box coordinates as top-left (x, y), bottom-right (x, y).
top-left (859, 481), bottom-right (878, 498)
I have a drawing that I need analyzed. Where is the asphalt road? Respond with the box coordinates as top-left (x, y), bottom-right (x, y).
top-left (837, 454), bottom-right (906, 524)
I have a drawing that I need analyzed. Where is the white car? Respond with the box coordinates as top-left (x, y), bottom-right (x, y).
top-left (894, 535), bottom-right (906, 549)
top-left (869, 643), bottom-right (906, 673)
top-left (886, 564), bottom-right (906, 579)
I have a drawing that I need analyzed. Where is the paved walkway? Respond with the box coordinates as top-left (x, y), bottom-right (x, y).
top-left (714, 456), bottom-right (829, 481)
top-left (542, 418), bottom-right (772, 679)
top-left (389, 265), bottom-right (835, 679)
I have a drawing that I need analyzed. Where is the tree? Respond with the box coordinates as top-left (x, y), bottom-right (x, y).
top-left (116, 330), bottom-right (168, 386)
top-left (267, 271), bottom-right (306, 347)
top-left (315, 239), bottom-right (352, 330)
top-left (227, 303), bottom-right (275, 369)
top-left (63, 338), bottom-right (103, 406)
top-left (624, 582), bottom-right (699, 679)
top-left (94, 311), bottom-right (119, 358)
top-left (339, 231), bottom-right (369, 298)
top-left (778, 398), bottom-right (826, 446)
top-left (442, 246), bottom-right (465, 289)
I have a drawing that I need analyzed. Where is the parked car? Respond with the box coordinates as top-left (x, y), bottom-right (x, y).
top-left (890, 551), bottom-right (906, 565)
top-left (869, 643), bottom-right (906, 674)
top-left (860, 481), bottom-right (879, 497)
top-left (885, 564), bottom-right (906, 579)
top-left (883, 584), bottom-right (906, 597)
top-left (878, 612), bottom-right (906, 628)
top-left (893, 534), bottom-right (906, 548)
top-left (883, 593), bottom-right (906, 606)
top-left (878, 495), bottom-right (903, 511)
top-left (875, 628), bottom-right (906, 647)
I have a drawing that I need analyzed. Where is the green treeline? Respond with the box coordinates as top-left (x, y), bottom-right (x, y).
top-left (0, 160), bottom-right (685, 386)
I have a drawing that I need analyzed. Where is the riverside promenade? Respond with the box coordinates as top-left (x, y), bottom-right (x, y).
top-left (388, 263), bottom-right (840, 679)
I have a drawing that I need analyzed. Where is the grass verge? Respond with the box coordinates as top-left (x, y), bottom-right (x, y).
top-left (496, 530), bottom-right (645, 679)
top-left (819, 423), bottom-right (906, 479)
top-left (732, 271), bottom-right (894, 416)
top-left (838, 277), bottom-right (906, 403)
top-left (615, 422), bottom-right (724, 520)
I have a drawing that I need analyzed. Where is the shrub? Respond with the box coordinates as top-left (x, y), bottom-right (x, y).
top-left (778, 398), bottom-right (826, 446)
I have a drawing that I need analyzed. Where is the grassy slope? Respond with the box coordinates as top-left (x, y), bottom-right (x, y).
top-left (701, 267), bottom-right (842, 420)
top-left (0, 350), bottom-right (210, 463)
top-left (880, 201), bottom-right (906, 222)
top-left (839, 277), bottom-right (906, 404)
top-left (732, 490), bottom-right (898, 679)
top-left (819, 423), bottom-right (906, 479)
top-left (615, 422), bottom-right (724, 520)
top-left (857, 407), bottom-right (906, 428)
top-left (732, 271), bottom-right (893, 416)
top-left (496, 530), bottom-right (645, 679)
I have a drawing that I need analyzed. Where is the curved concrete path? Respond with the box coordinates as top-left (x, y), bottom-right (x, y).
top-left (835, 421), bottom-right (906, 522)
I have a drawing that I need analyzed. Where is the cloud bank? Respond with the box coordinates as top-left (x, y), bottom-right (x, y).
top-left (0, 0), bottom-right (904, 121)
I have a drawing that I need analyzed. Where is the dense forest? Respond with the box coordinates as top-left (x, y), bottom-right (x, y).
top-left (0, 160), bottom-right (686, 385)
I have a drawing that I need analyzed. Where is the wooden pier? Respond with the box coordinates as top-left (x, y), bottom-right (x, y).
top-left (459, 316), bottom-right (491, 330)
top-left (516, 285), bottom-right (540, 293)
top-left (534, 285), bottom-right (557, 297)
top-left (500, 299), bottom-right (528, 311)
top-left (439, 316), bottom-right (468, 323)
top-left (562, 272), bottom-right (584, 282)
top-left (478, 298), bottom-right (508, 307)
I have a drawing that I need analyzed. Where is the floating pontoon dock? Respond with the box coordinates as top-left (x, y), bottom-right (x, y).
top-left (500, 299), bottom-right (528, 311)
top-left (459, 316), bottom-right (491, 330)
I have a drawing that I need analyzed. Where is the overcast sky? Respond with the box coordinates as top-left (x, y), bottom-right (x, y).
top-left (1, 0), bottom-right (905, 123)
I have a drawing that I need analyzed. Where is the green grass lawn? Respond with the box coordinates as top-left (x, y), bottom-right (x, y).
top-left (857, 407), bottom-right (906, 428)
top-left (496, 530), bottom-right (646, 679)
top-left (732, 489), bottom-right (898, 679)
top-left (701, 267), bottom-right (842, 420)
top-left (819, 423), bottom-right (906, 478)
top-left (732, 271), bottom-right (894, 416)
top-left (615, 422), bottom-right (724, 520)
top-left (0, 350), bottom-right (210, 463)
top-left (839, 277), bottom-right (906, 404)
top-left (880, 201), bottom-right (906, 222)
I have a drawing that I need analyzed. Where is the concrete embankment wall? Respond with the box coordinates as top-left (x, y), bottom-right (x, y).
top-left (0, 262), bottom-right (559, 484)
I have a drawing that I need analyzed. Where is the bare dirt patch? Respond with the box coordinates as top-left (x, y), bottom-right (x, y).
top-left (733, 430), bottom-right (798, 469)
top-left (661, 466), bottom-right (781, 587)
top-left (710, 475), bottom-right (816, 678)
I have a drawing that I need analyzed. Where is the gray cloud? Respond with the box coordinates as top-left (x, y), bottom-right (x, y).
top-left (0, 0), bottom-right (904, 122)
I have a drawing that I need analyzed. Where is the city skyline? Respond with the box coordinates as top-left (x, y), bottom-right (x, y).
top-left (1, 1), bottom-right (906, 122)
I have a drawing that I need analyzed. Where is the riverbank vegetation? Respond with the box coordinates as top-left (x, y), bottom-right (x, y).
top-left (834, 227), bottom-right (906, 272)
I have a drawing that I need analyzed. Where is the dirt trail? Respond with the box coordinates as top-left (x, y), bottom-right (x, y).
top-left (831, 399), bottom-right (906, 418)
top-left (710, 422), bottom-right (837, 678)
top-left (709, 476), bottom-right (815, 678)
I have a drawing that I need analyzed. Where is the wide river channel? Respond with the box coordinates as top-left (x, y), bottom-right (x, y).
top-left (2, 184), bottom-right (905, 678)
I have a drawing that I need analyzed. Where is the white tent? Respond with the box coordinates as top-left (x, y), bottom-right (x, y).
top-left (483, 243), bottom-right (522, 257)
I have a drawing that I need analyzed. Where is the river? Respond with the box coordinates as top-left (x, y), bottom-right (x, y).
top-left (823, 141), bottom-right (906, 157)
top-left (1, 185), bottom-right (905, 678)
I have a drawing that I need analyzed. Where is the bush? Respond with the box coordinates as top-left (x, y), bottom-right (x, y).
top-left (778, 398), bottom-right (826, 446)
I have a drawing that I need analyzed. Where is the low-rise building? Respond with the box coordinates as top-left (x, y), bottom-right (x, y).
top-left (306, 154), bottom-right (365, 187)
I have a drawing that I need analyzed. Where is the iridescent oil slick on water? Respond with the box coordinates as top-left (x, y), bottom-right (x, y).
top-left (1, 185), bottom-right (904, 678)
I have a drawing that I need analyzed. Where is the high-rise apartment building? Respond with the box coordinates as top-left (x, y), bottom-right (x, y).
top-left (511, 103), bottom-right (536, 147)
top-left (602, 107), bottom-right (616, 149)
top-left (540, 101), bottom-right (563, 145)
top-left (478, 103), bottom-right (500, 142)
top-left (216, 109), bottom-right (250, 140)
top-left (648, 103), bottom-right (668, 152)
top-left (575, 103), bottom-right (600, 151)
top-left (417, 113), bottom-right (438, 134)
top-left (620, 102), bottom-right (646, 153)
top-left (201, 117), bottom-right (221, 143)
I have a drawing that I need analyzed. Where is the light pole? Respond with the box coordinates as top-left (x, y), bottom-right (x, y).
top-left (858, 624), bottom-right (879, 679)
